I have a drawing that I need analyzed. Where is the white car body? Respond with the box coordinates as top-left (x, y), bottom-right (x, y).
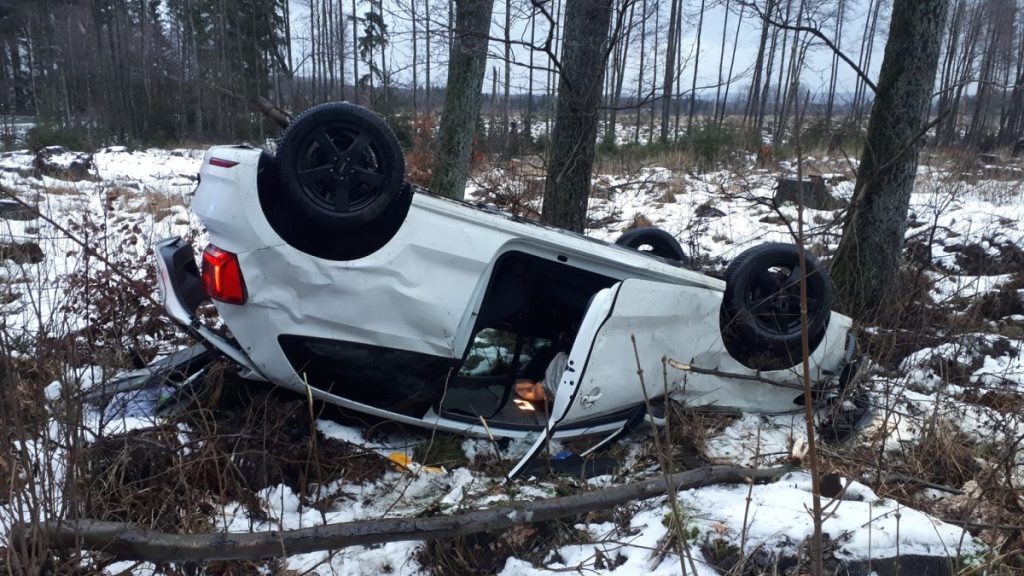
top-left (155, 144), bottom-right (855, 474)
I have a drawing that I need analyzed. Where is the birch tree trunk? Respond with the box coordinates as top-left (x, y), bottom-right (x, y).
top-left (830, 0), bottom-right (949, 321)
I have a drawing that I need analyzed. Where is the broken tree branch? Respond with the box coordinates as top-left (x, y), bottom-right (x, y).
top-left (203, 81), bottom-right (292, 129)
top-left (16, 463), bottom-right (798, 563)
top-left (666, 357), bottom-right (805, 390)
top-left (251, 96), bottom-right (292, 129)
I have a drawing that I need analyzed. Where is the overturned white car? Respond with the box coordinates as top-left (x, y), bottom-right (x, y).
top-left (152, 103), bottom-right (857, 475)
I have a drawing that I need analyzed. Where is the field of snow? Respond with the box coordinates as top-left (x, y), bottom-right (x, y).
top-left (1, 144), bottom-right (1023, 574)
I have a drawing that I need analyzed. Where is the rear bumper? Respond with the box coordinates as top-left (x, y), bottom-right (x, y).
top-left (153, 236), bottom-right (264, 376)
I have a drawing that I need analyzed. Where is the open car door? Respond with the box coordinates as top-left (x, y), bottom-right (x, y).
top-left (508, 277), bottom-right (841, 478)
top-left (507, 280), bottom-right (620, 478)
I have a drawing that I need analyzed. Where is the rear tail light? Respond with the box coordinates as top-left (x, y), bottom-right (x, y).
top-left (201, 244), bottom-right (246, 305)
top-left (208, 157), bottom-right (238, 168)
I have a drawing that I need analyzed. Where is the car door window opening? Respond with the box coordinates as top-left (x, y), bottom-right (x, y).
top-left (440, 251), bottom-right (615, 427)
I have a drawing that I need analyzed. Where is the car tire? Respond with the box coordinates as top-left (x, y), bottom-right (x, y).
top-left (615, 227), bottom-right (689, 264)
top-left (258, 152), bottom-right (413, 261)
top-left (277, 102), bottom-right (405, 229)
top-left (720, 242), bottom-right (833, 370)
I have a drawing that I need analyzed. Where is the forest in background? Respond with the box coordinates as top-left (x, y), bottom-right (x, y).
top-left (0, 0), bottom-right (1023, 152)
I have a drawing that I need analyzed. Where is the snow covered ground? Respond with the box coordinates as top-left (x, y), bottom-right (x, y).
top-left (2, 144), bottom-right (1022, 574)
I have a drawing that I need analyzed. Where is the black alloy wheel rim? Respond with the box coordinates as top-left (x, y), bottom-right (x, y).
top-left (744, 265), bottom-right (809, 336)
top-left (295, 123), bottom-right (388, 214)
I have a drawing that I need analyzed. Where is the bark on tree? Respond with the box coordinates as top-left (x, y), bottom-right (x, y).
top-left (429, 0), bottom-right (495, 200)
top-left (830, 0), bottom-right (949, 321)
top-left (541, 0), bottom-right (614, 232)
top-left (16, 463), bottom-right (796, 563)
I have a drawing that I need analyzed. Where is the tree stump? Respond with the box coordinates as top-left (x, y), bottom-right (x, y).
top-left (773, 176), bottom-right (847, 210)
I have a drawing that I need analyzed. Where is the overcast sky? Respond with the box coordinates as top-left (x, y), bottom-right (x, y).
top-left (287, 0), bottom-right (891, 103)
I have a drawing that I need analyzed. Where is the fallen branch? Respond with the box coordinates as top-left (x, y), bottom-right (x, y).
top-left (15, 462), bottom-right (798, 563)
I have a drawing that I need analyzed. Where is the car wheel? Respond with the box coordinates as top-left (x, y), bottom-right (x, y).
top-left (277, 102), bottom-right (405, 228)
top-left (720, 242), bottom-right (833, 370)
top-left (615, 227), bottom-right (689, 264)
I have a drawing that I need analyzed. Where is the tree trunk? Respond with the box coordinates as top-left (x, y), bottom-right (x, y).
top-left (659, 0), bottom-right (679, 142)
top-left (648, 1), bottom-right (658, 141)
top-left (744, 0), bottom-right (772, 128)
top-left (605, 1), bottom-right (634, 145)
top-left (830, 0), bottom-right (949, 321)
top-left (756, 14), bottom-right (779, 132)
top-left (351, 0), bottom-right (359, 104)
top-left (719, 3), bottom-right (744, 126)
top-left (425, 0), bottom-right (431, 110)
top-left (851, 0), bottom-right (884, 123)
top-left (713, 0), bottom-right (731, 124)
top-left (825, 0), bottom-right (845, 126)
top-left (687, 0), bottom-right (706, 133)
top-left (635, 0), bottom-right (647, 144)
top-left (429, 0), bottom-right (495, 199)
top-left (672, 0), bottom-right (683, 139)
top-left (412, 0), bottom-right (418, 111)
top-left (502, 0), bottom-right (511, 147)
top-left (526, 5), bottom-right (535, 140)
top-left (540, 0), bottom-right (613, 232)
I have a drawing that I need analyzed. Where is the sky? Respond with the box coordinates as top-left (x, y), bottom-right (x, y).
top-left (286, 0), bottom-right (891, 104)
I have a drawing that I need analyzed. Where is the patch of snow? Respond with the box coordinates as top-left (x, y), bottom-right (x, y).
top-left (679, 471), bottom-right (982, 563)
